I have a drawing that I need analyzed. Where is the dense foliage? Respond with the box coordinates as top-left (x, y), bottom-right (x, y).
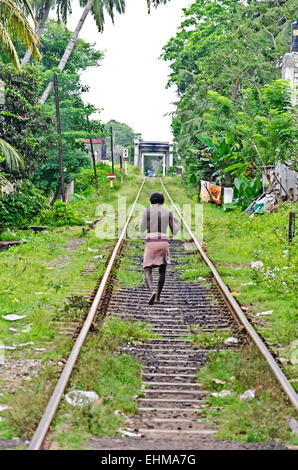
top-left (37, 199), bottom-right (85, 226)
top-left (0, 180), bottom-right (47, 230)
top-left (75, 162), bottom-right (120, 195)
top-left (32, 20), bottom-right (105, 196)
top-left (162, 0), bottom-right (298, 191)
top-left (0, 64), bottom-right (54, 178)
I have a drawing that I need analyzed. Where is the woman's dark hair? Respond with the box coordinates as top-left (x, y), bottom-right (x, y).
top-left (150, 192), bottom-right (164, 205)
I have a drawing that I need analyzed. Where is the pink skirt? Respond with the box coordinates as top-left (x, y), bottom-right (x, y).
top-left (143, 234), bottom-right (170, 268)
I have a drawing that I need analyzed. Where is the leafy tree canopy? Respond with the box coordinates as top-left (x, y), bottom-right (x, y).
top-left (105, 119), bottom-right (141, 151)
top-left (162, 0), bottom-right (298, 188)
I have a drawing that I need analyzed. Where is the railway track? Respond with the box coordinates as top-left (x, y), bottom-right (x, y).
top-left (25, 177), bottom-right (297, 450)
top-left (109, 239), bottom-right (241, 439)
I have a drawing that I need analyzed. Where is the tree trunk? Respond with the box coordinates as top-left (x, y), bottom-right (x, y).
top-left (39, 0), bottom-right (93, 105)
top-left (21, 0), bottom-right (51, 66)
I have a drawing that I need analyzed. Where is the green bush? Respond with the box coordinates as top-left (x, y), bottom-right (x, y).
top-left (37, 200), bottom-right (85, 227)
top-left (0, 181), bottom-right (47, 232)
top-left (75, 162), bottom-right (120, 194)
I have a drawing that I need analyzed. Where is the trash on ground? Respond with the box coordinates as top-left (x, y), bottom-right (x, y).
top-left (119, 429), bottom-right (141, 438)
top-left (88, 247), bottom-right (98, 252)
top-left (224, 337), bottom-right (238, 345)
top-left (255, 310), bottom-right (273, 316)
top-left (0, 405), bottom-right (10, 411)
top-left (212, 378), bottom-right (226, 385)
top-left (21, 325), bottom-right (32, 333)
top-left (94, 255), bottom-right (103, 259)
top-left (34, 348), bottom-right (47, 352)
top-left (231, 291), bottom-right (240, 296)
top-left (238, 389), bottom-right (255, 401)
top-left (2, 314), bottom-right (27, 321)
top-left (0, 344), bottom-right (16, 350)
top-left (9, 327), bottom-right (19, 333)
top-left (211, 390), bottom-right (234, 398)
top-left (240, 282), bottom-right (254, 287)
top-left (65, 390), bottom-right (100, 407)
top-left (14, 342), bottom-right (34, 348)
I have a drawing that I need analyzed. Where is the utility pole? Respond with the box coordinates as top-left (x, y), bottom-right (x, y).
top-left (53, 72), bottom-right (66, 202)
top-left (110, 126), bottom-right (114, 174)
top-left (120, 154), bottom-right (123, 183)
top-left (86, 114), bottom-right (98, 189)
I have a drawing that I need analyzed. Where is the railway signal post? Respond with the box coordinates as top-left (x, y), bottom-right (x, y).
top-left (123, 148), bottom-right (128, 176)
top-left (107, 172), bottom-right (116, 189)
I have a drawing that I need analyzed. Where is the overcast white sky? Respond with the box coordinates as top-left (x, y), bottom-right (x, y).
top-left (63, 0), bottom-right (193, 142)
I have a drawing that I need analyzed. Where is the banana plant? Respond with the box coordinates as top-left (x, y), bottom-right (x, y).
top-left (233, 176), bottom-right (262, 209)
top-left (196, 133), bottom-right (242, 183)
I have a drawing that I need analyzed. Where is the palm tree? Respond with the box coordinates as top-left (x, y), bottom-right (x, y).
top-left (21, 0), bottom-right (72, 66)
top-left (0, 0), bottom-right (40, 70)
top-left (0, 0), bottom-right (36, 174)
top-left (0, 138), bottom-right (24, 175)
top-left (39, 0), bottom-right (172, 104)
top-left (39, 0), bottom-right (126, 104)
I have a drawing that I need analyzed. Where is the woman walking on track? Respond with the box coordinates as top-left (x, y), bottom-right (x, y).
top-left (140, 192), bottom-right (179, 304)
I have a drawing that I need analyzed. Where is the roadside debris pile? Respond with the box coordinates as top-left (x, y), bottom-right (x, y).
top-left (199, 161), bottom-right (297, 214)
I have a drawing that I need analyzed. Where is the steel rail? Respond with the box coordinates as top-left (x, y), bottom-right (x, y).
top-left (160, 178), bottom-right (298, 412)
top-left (29, 179), bottom-right (146, 450)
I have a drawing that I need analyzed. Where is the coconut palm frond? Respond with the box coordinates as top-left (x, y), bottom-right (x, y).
top-left (0, 172), bottom-right (8, 184)
top-left (0, 22), bottom-right (20, 69)
top-left (0, 138), bottom-right (24, 172)
top-left (90, 0), bottom-right (125, 32)
top-left (56, 0), bottom-right (72, 23)
top-left (18, 0), bottom-right (37, 23)
top-left (147, 0), bottom-right (171, 14)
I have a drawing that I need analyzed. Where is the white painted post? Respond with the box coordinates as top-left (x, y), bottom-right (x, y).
top-left (123, 148), bottom-right (128, 176)
top-left (169, 143), bottom-right (174, 168)
top-left (162, 154), bottom-right (166, 177)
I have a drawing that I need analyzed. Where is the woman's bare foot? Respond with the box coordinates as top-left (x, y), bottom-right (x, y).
top-left (148, 291), bottom-right (156, 305)
top-left (155, 299), bottom-right (163, 304)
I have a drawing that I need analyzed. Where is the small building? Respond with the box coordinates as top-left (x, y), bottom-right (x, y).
top-left (82, 138), bottom-right (106, 162)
